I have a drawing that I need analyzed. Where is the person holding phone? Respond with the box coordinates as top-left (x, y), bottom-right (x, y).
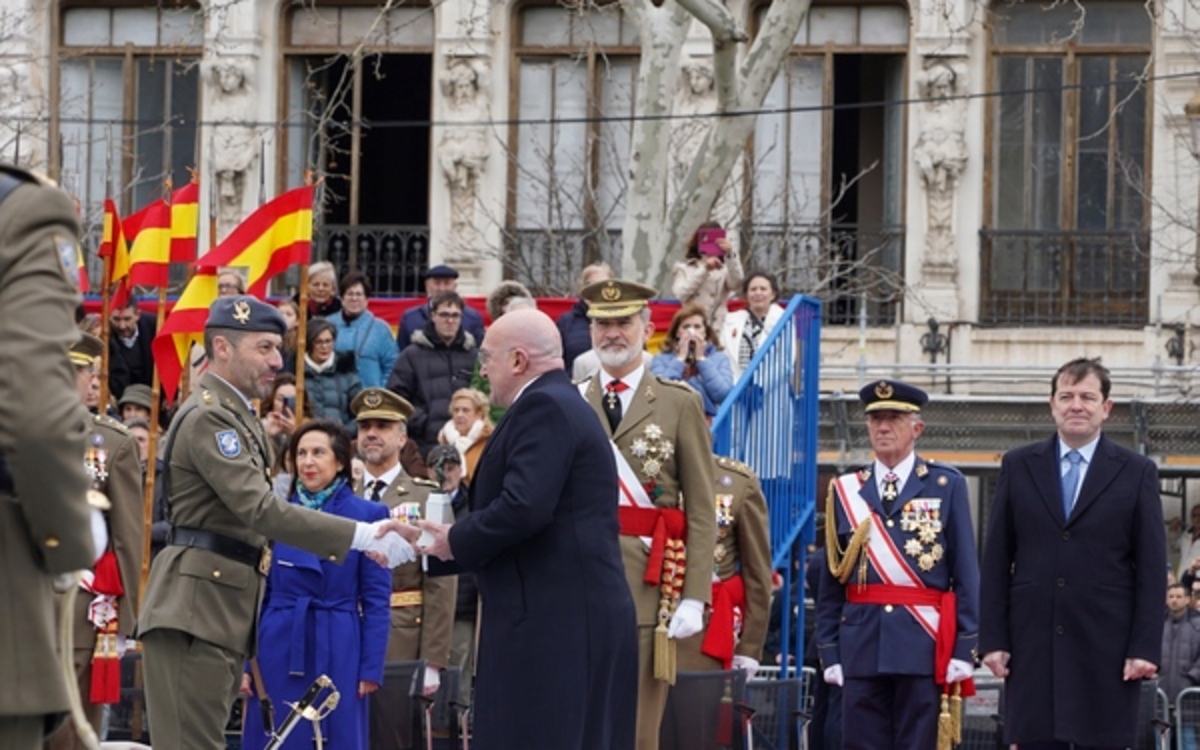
top-left (671, 221), bottom-right (744, 333)
top-left (649, 304), bottom-right (734, 418)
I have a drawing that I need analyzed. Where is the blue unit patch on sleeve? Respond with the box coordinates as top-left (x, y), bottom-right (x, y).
top-left (215, 430), bottom-right (242, 458)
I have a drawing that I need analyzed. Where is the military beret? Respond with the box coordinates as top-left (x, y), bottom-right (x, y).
top-left (581, 279), bottom-right (657, 319)
top-left (118, 384), bottom-right (154, 411)
top-left (205, 295), bottom-right (287, 336)
top-left (426, 444), bottom-right (463, 466)
top-left (423, 264), bottom-right (459, 280)
top-left (859, 379), bottom-right (928, 413)
top-left (69, 332), bottom-right (104, 367)
top-left (351, 388), bottom-right (415, 423)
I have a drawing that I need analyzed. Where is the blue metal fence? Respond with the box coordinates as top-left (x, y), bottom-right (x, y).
top-left (711, 294), bottom-right (822, 671)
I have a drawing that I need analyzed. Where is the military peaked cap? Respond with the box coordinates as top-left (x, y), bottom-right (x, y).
top-left (69, 332), bottom-right (104, 367)
top-left (581, 279), bottom-right (657, 319)
top-left (352, 388), bottom-right (415, 423)
top-left (859, 379), bottom-right (928, 413)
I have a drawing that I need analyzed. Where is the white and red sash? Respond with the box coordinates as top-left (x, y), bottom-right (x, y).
top-left (612, 443), bottom-right (654, 546)
top-left (832, 471), bottom-right (938, 639)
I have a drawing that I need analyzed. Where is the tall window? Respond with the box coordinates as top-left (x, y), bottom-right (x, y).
top-left (57, 3), bottom-right (202, 276)
top-left (983, 1), bottom-right (1151, 326)
top-left (281, 1), bottom-right (435, 294)
top-left (509, 4), bottom-right (639, 294)
top-left (750, 3), bottom-right (907, 325)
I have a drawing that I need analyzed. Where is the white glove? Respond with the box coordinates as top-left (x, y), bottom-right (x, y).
top-left (823, 664), bottom-right (844, 686)
top-left (351, 521), bottom-right (416, 568)
top-left (731, 655), bottom-right (760, 677)
top-left (945, 658), bottom-right (974, 684)
top-left (667, 598), bottom-right (705, 640)
top-left (423, 666), bottom-right (441, 696)
top-left (89, 508), bottom-right (108, 564)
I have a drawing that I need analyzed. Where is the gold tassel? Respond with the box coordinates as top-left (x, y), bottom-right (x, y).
top-left (654, 610), bottom-right (671, 682)
top-left (950, 683), bottom-right (963, 745)
top-left (825, 480), bottom-right (873, 585)
top-left (936, 693), bottom-right (951, 750)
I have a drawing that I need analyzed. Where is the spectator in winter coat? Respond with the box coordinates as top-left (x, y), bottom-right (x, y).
top-left (303, 318), bottom-right (362, 430)
top-left (648, 303), bottom-right (734, 417)
top-left (387, 291), bottom-right (478, 457)
top-left (301, 260), bottom-right (342, 319)
top-left (396, 264), bottom-right (485, 351)
top-left (330, 270), bottom-right (398, 388)
top-left (671, 221), bottom-right (744, 334)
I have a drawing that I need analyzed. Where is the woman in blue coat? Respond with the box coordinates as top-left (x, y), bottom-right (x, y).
top-left (242, 420), bottom-right (391, 749)
top-left (649, 302), bottom-right (734, 417)
top-left (329, 271), bottom-right (398, 388)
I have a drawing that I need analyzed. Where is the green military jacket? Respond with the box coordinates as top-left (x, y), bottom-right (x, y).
top-left (0, 165), bottom-right (94, 716)
top-left (711, 455), bottom-right (773, 659)
top-left (137, 372), bottom-right (356, 657)
top-left (356, 471), bottom-right (456, 666)
top-left (580, 369), bottom-right (716, 625)
top-left (70, 414), bottom-right (144, 649)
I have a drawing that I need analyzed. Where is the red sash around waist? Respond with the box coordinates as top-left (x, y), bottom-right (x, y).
top-left (618, 506), bottom-right (686, 587)
top-left (701, 574), bottom-right (745, 668)
top-left (846, 583), bottom-right (975, 696)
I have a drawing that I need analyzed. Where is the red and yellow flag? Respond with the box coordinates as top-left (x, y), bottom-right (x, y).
top-left (170, 181), bottom-right (200, 263)
top-left (202, 185), bottom-right (313, 296)
top-left (127, 200), bottom-right (172, 288)
top-left (151, 267), bottom-right (218, 404)
top-left (153, 185), bottom-right (314, 402)
top-left (76, 245), bottom-right (89, 294)
top-left (100, 199), bottom-right (132, 309)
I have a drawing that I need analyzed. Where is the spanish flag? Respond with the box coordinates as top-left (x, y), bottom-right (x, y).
top-left (99, 199), bottom-right (131, 309)
top-left (151, 267), bottom-right (218, 403)
top-left (152, 185), bottom-right (315, 401)
top-left (202, 185), bottom-right (313, 296)
top-left (127, 200), bottom-right (172, 288)
top-left (170, 181), bottom-right (200, 263)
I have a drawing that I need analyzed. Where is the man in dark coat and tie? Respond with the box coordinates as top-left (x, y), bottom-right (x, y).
top-left (418, 308), bottom-right (638, 750)
top-left (981, 357), bottom-right (1166, 749)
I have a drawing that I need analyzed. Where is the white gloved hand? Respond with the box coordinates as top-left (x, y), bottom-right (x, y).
top-left (945, 657), bottom-right (974, 684)
top-left (731, 655), bottom-right (760, 677)
top-left (667, 598), bottom-right (705, 640)
top-left (89, 508), bottom-right (108, 564)
top-left (423, 666), bottom-right (441, 697)
top-left (823, 664), bottom-right (844, 687)
top-left (351, 521), bottom-right (416, 568)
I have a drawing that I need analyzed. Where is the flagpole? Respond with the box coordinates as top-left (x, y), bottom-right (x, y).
top-left (295, 263), bottom-right (309, 422)
top-left (139, 282), bottom-right (168, 603)
top-left (99, 130), bottom-right (115, 412)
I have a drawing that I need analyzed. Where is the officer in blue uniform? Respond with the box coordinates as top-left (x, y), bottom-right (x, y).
top-left (815, 379), bottom-right (979, 750)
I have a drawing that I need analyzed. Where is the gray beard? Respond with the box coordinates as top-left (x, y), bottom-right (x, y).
top-left (596, 345), bottom-right (640, 370)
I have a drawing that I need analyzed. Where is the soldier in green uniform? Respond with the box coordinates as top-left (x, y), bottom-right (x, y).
top-left (137, 295), bottom-right (422, 750)
top-left (46, 334), bottom-right (144, 750)
top-left (576, 279), bottom-right (716, 750)
top-left (351, 388), bottom-right (456, 696)
top-left (675, 454), bottom-right (773, 675)
top-left (0, 164), bottom-right (97, 750)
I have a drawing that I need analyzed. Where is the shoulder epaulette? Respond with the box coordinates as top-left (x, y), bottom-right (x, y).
top-left (922, 458), bottom-right (964, 477)
top-left (715, 455), bottom-right (754, 477)
top-left (93, 413), bottom-right (129, 434)
top-left (412, 477), bottom-right (440, 489)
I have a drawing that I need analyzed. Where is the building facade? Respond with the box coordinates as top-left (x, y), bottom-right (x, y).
top-left (3, 0), bottom-right (1200, 481)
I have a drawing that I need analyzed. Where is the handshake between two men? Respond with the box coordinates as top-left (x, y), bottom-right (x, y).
top-left (352, 518), bottom-right (456, 568)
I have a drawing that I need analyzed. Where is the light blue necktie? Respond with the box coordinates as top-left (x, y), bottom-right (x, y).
top-left (1061, 450), bottom-right (1083, 518)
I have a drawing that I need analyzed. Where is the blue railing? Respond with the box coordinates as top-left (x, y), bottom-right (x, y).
top-left (712, 294), bottom-right (822, 674)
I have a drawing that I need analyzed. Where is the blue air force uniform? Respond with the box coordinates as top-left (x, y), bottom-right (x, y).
top-left (815, 380), bottom-right (980, 750)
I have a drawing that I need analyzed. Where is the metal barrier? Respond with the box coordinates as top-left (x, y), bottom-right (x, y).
top-left (1176, 686), bottom-right (1200, 750)
top-left (712, 295), bottom-right (822, 668)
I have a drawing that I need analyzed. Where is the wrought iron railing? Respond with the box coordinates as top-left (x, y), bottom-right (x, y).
top-left (743, 223), bottom-right (905, 327)
top-left (505, 228), bottom-right (623, 297)
top-left (313, 224), bottom-right (430, 296)
top-left (980, 228), bottom-right (1150, 326)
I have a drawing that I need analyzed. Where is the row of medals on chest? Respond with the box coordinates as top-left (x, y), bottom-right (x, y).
top-left (871, 467), bottom-right (945, 572)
